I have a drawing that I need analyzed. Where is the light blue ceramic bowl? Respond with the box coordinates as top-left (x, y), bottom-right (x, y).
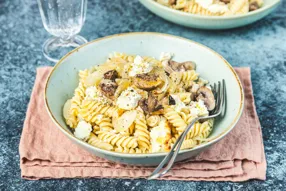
top-left (139, 0), bottom-right (281, 30)
top-left (45, 32), bottom-right (244, 165)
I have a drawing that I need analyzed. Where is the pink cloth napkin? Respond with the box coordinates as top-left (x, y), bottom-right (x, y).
top-left (19, 67), bottom-right (266, 181)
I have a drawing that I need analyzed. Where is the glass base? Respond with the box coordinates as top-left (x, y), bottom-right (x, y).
top-left (42, 35), bottom-right (88, 63)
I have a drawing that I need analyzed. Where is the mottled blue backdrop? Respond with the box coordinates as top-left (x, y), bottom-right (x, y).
top-left (0, 0), bottom-right (285, 190)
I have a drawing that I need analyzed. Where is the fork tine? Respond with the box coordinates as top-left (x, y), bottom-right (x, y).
top-left (213, 83), bottom-right (217, 96)
top-left (218, 80), bottom-right (224, 113)
top-left (214, 82), bottom-right (221, 113)
top-left (220, 79), bottom-right (226, 111)
top-left (210, 83), bottom-right (217, 115)
top-left (216, 80), bottom-right (225, 115)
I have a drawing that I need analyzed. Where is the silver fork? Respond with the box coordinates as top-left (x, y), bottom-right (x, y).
top-left (148, 79), bottom-right (226, 180)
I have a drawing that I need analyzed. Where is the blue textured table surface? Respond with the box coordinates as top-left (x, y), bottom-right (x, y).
top-left (1, 0), bottom-right (286, 190)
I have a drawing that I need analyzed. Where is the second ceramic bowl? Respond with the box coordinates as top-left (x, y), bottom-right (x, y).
top-left (139, 0), bottom-right (281, 30)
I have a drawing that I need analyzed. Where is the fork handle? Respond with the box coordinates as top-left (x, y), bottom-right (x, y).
top-left (148, 118), bottom-right (198, 180)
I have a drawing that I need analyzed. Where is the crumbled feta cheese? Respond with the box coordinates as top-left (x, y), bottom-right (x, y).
top-left (190, 107), bottom-right (199, 116)
top-left (190, 100), bottom-right (209, 117)
top-left (208, 4), bottom-right (229, 13)
top-left (150, 119), bottom-right (170, 153)
top-left (85, 86), bottom-right (108, 104)
top-left (195, 0), bottom-right (228, 13)
top-left (85, 86), bottom-right (99, 99)
top-left (160, 52), bottom-right (173, 61)
top-left (129, 55), bottom-right (153, 77)
top-left (116, 87), bottom-right (142, 110)
top-left (195, 0), bottom-right (213, 8)
top-left (160, 52), bottom-right (173, 69)
top-left (74, 121), bottom-right (92, 140)
top-left (171, 94), bottom-right (186, 112)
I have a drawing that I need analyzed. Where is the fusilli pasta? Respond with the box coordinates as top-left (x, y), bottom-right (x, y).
top-left (170, 70), bottom-right (199, 88)
top-left (134, 107), bottom-right (150, 150)
top-left (164, 106), bottom-right (187, 132)
top-left (96, 131), bottom-right (138, 149)
top-left (155, 0), bottom-right (264, 16)
top-left (64, 52), bottom-right (216, 154)
top-left (70, 82), bottom-right (85, 117)
top-left (79, 100), bottom-right (122, 122)
top-left (87, 133), bottom-right (113, 151)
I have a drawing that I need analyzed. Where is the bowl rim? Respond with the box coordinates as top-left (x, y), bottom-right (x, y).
top-left (45, 32), bottom-right (244, 158)
top-left (140, 0), bottom-right (280, 20)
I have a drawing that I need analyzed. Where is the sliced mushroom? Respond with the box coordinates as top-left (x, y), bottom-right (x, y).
top-left (180, 61), bottom-right (196, 71)
top-left (138, 98), bottom-right (149, 114)
top-left (169, 60), bottom-right (181, 69)
top-left (139, 92), bottom-right (161, 114)
top-left (160, 95), bottom-right (178, 106)
top-left (249, 2), bottom-right (259, 11)
top-left (99, 79), bottom-right (118, 100)
top-left (104, 70), bottom-right (118, 81)
top-left (220, 0), bottom-right (230, 4)
top-left (190, 93), bottom-right (196, 102)
top-left (163, 60), bottom-right (196, 74)
top-left (169, 0), bottom-right (176, 5)
top-left (159, 96), bottom-right (173, 106)
top-left (133, 73), bottom-right (163, 90)
top-left (196, 86), bottom-right (215, 111)
top-left (147, 93), bottom-right (158, 111)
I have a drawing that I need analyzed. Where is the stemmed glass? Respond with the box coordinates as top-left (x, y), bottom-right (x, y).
top-left (37, 0), bottom-right (88, 63)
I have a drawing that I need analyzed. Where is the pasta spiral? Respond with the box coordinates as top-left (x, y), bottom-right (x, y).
top-left (70, 82), bottom-right (85, 116)
top-left (87, 133), bottom-right (113, 151)
top-left (168, 134), bottom-right (197, 150)
top-left (79, 69), bottom-right (90, 84)
top-left (181, 139), bottom-right (197, 150)
top-left (194, 119), bottom-right (214, 141)
top-left (186, 121), bottom-right (211, 140)
top-left (110, 52), bottom-right (134, 62)
top-left (185, 0), bottom-right (217, 16)
top-left (79, 100), bottom-right (122, 122)
top-left (169, 133), bottom-right (179, 146)
top-left (146, 115), bottom-right (160, 127)
top-left (179, 111), bottom-right (197, 124)
top-left (63, 99), bottom-right (78, 128)
top-left (96, 131), bottom-right (138, 149)
top-left (164, 107), bottom-right (187, 132)
top-left (93, 115), bottom-right (113, 132)
top-left (142, 56), bottom-right (161, 67)
top-left (134, 108), bottom-right (150, 150)
top-left (170, 70), bottom-right (199, 88)
top-left (174, 92), bottom-right (193, 104)
top-left (92, 125), bottom-right (100, 133)
top-left (66, 114), bottom-right (78, 128)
